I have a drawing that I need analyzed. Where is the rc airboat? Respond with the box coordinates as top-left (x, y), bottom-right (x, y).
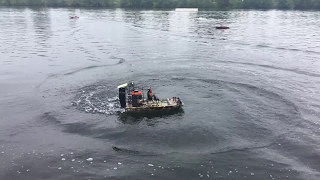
top-left (117, 82), bottom-right (183, 113)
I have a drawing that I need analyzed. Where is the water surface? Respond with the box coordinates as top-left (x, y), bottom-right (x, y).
top-left (0, 8), bottom-right (320, 179)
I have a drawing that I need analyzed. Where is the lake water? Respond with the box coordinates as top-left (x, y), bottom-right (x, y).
top-left (0, 7), bottom-right (320, 180)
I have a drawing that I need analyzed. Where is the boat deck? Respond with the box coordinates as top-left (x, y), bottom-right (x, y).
top-left (125, 98), bottom-right (183, 112)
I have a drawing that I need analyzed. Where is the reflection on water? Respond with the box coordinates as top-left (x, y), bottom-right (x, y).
top-left (118, 108), bottom-right (185, 125)
top-left (31, 8), bottom-right (51, 46)
top-left (153, 11), bottom-right (170, 32)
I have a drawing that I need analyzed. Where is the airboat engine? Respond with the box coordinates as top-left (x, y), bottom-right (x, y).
top-left (119, 87), bottom-right (126, 108)
top-left (132, 90), bottom-right (142, 107)
top-left (118, 83), bottom-right (129, 108)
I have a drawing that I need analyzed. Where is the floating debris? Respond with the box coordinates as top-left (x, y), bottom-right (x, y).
top-left (216, 26), bottom-right (230, 30)
top-left (61, 158), bottom-right (66, 161)
top-left (118, 162), bottom-right (122, 165)
top-left (148, 164), bottom-right (154, 167)
top-left (58, 167), bottom-right (62, 170)
top-left (251, 173), bottom-right (254, 176)
top-left (86, 158), bottom-right (93, 162)
top-left (72, 159), bottom-right (75, 162)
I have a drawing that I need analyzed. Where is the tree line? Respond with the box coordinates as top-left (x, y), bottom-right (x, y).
top-left (1, 0), bottom-right (319, 10)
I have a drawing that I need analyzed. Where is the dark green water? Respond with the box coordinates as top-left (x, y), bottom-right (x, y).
top-left (0, 7), bottom-right (320, 179)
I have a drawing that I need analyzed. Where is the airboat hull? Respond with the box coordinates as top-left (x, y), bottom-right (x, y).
top-left (125, 99), bottom-right (183, 113)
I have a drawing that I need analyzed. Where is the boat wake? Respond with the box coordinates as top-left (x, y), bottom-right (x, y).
top-left (72, 83), bottom-right (124, 115)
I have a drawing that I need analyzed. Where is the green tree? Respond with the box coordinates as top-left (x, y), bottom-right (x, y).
top-left (277, 0), bottom-right (294, 9)
top-left (216, 0), bottom-right (231, 9)
top-left (243, 0), bottom-right (273, 9)
top-left (197, 0), bottom-right (215, 8)
top-left (229, 0), bottom-right (243, 8)
top-left (141, 0), bottom-right (153, 8)
top-left (294, 0), bottom-right (313, 9)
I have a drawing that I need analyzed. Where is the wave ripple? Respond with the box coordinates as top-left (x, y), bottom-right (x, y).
top-left (72, 84), bottom-right (123, 115)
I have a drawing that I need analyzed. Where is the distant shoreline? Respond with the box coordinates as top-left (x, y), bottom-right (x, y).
top-left (0, 0), bottom-right (319, 10)
top-left (0, 6), bottom-right (319, 11)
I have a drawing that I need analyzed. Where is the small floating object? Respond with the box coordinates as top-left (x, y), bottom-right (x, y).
top-left (86, 158), bottom-right (93, 161)
top-left (175, 8), bottom-right (198, 12)
top-left (216, 26), bottom-right (230, 30)
top-left (112, 146), bottom-right (121, 151)
top-left (70, 16), bottom-right (79, 19)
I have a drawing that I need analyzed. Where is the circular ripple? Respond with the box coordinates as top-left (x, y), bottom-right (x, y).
top-left (72, 83), bottom-right (123, 115)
